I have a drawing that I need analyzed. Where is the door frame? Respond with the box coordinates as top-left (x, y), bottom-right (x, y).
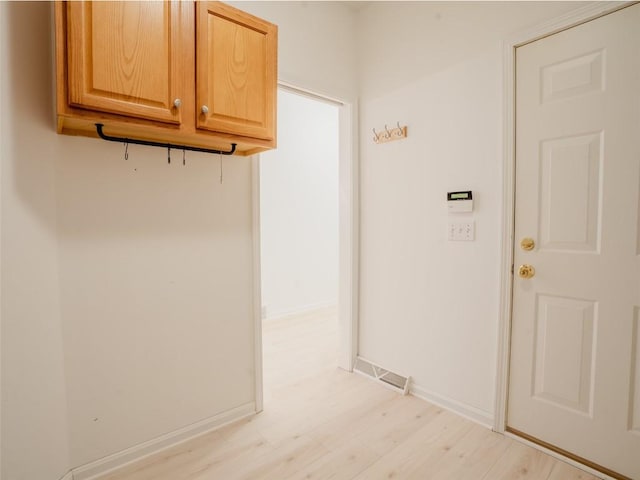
top-left (494, 0), bottom-right (631, 437)
top-left (252, 81), bottom-right (359, 412)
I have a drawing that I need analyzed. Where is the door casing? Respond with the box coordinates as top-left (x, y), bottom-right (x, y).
top-left (495, 0), bottom-right (632, 476)
top-left (252, 81), bottom-right (359, 412)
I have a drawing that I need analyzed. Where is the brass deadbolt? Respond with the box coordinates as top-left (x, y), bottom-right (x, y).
top-left (520, 237), bottom-right (535, 251)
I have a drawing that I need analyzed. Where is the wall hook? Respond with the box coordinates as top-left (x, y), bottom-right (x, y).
top-left (372, 122), bottom-right (408, 144)
top-left (124, 142), bottom-right (129, 161)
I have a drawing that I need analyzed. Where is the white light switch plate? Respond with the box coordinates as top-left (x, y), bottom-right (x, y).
top-left (448, 221), bottom-right (475, 241)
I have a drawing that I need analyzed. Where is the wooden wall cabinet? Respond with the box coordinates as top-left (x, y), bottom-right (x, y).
top-left (55, 1), bottom-right (277, 156)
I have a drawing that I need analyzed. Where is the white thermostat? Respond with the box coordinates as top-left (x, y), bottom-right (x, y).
top-left (447, 191), bottom-right (473, 213)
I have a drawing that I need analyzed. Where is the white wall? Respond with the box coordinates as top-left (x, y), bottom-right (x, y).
top-left (57, 144), bottom-right (256, 466)
top-left (1, 1), bottom-right (357, 477)
top-left (260, 90), bottom-right (339, 319)
top-left (1, 3), bottom-right (70, 479)
top-left (357, 1), bottom-right (588, 423)
top-left (356, 2), bottom-right (588, 100)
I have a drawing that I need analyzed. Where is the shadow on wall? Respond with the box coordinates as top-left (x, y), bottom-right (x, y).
top-left (6, 1), bottom-right (60, 234)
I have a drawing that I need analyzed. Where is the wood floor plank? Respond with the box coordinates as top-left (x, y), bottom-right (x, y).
top-left (283, 438), bottom-right (380, 480)
top-left (308, 392), bottom-right (405, 452)
top-left (350, 409), bottom-right (474, 479)
top-left (409, 423), bottom-right (510, 480)
top-left (352, 395), bottom-right (441, 456)
top-left (234, 434), bottom-right (330, 480)
top-left (480, 441), bottom-right (557, 480)
top-left (257, 372), bottom-right (392, 448)
top-left (547, 460), bottom-right (602, 480)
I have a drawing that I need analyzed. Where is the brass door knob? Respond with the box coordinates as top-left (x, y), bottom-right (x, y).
top-left (518, 264), bottom-right (536, 279)
top-left (520, 237), bottom-right (535, 251)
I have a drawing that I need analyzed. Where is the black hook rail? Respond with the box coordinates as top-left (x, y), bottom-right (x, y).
top-left (95, 123), bottom-right (237, 156)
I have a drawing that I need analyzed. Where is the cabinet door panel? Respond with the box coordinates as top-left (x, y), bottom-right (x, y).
top-left (67, 1), bottom-right (183, 124)
top-left (196, 2), bottom-right (277, 141)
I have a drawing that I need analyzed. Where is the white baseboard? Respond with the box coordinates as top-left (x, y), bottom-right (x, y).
top-left (263, 302), bottom-right (337, 322)
top-left (60, 471), bottom-right (73, 480)
top-left (410, 383), bottom-right (494, 429)
top-left (71, 402), bottom-right (256, 480)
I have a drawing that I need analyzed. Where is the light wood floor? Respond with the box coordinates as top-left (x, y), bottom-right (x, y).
top-left (101, 308), bottom-right (601, 480)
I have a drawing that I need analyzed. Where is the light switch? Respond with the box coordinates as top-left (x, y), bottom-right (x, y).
top-left (448, 221), bottom-right (475, 241)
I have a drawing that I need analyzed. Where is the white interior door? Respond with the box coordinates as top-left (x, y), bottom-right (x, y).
top-left (508, 4), bottom-right (640, 479)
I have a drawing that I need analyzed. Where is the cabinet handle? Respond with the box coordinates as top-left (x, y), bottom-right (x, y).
top-left (173, 98), bottom-right (182, 108)
top-left (201, 105), bottom-right (209, 114)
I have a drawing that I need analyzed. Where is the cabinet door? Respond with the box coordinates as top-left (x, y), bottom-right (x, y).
top-left (66, 1), bottom-right (184, 124)
top-left (196, 2), bottom-right (277, 141)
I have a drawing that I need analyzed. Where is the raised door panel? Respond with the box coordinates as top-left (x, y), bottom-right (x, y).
top-left (66, 1), bottom-right (183, 124)
top-left (539, 132), bottom-right (603, 252)
top-left (196, 2), bottom-right (277, 142)
top-left (532, 295), bottom-right (596, 415)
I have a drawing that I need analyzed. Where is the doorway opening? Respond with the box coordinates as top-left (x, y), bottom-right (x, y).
top-left (259, 87), bottom-right (341, 403)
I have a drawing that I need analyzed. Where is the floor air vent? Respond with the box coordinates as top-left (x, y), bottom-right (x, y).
top-left (354, 357), bottom-right (411, 395)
